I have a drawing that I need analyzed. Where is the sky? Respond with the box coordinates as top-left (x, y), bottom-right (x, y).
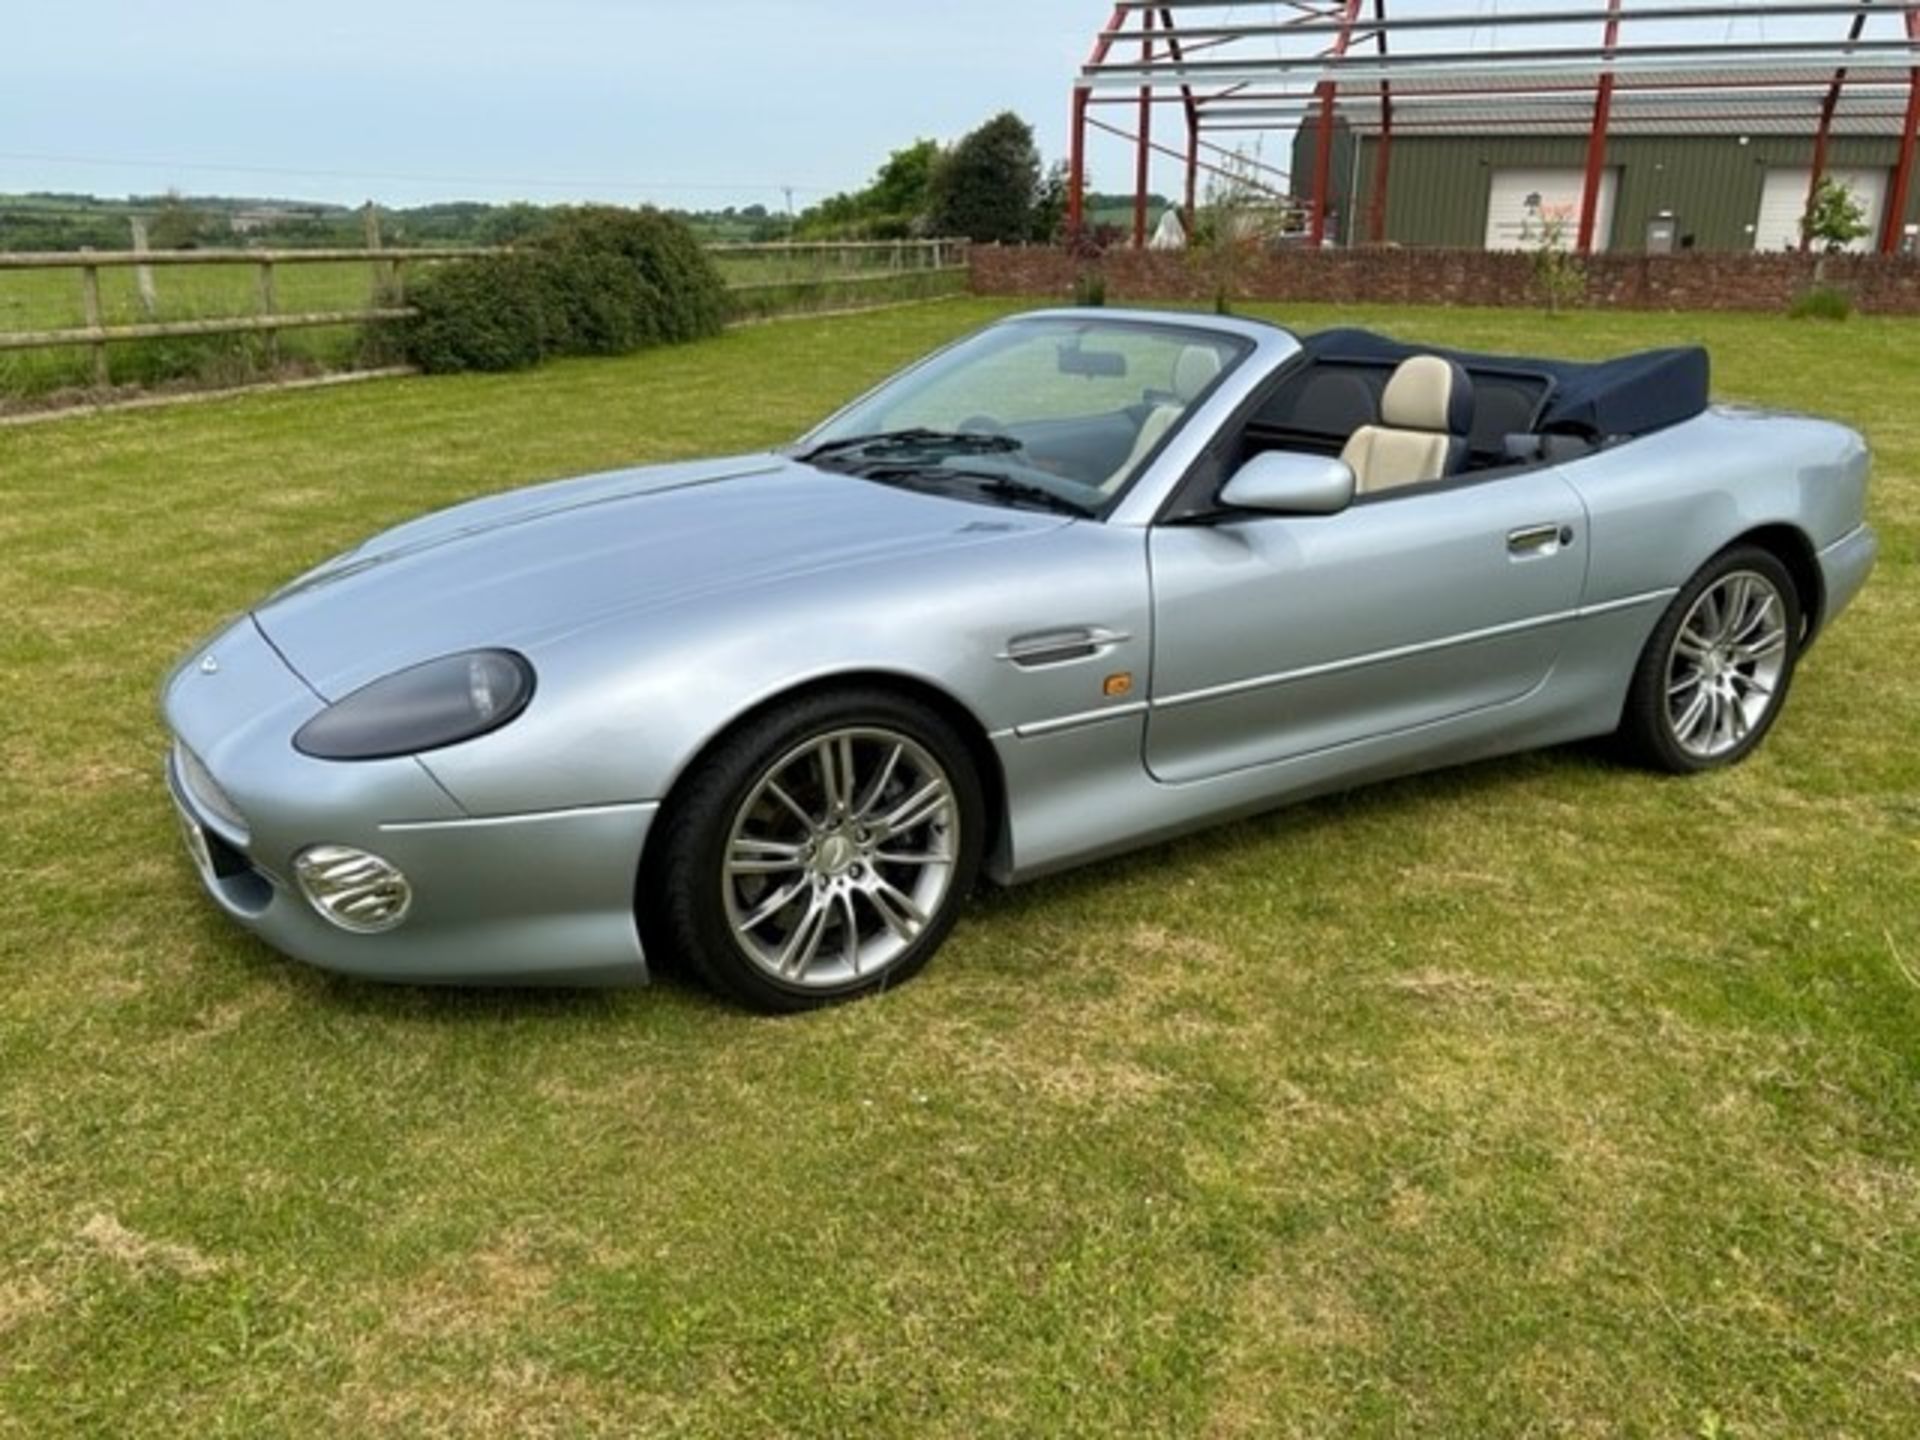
top-left (1, 0), bottom-right (1108, 211)
top-left (3, 2), bottom-right (1883, 214)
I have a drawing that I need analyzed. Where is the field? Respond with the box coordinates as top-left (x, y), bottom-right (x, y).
top-left (0, 248), bottom-right (967, 400)
top-left (1, 297), bottom-right (1915, 1437)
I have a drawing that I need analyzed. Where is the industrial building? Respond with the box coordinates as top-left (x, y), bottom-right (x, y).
top-left (1291, 119), bottom-right (1918, 252)
top-left (1068, 2), bottom-right (1920, 256)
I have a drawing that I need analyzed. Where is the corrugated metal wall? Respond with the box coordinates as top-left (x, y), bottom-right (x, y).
top-left (1293, 124), bottom-right (1915, 251)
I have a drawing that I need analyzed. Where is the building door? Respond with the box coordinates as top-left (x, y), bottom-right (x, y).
top-left (1484, 167), bottom-right (1620, 252)
top-left (1754, 167), bottom-right (1888, 253)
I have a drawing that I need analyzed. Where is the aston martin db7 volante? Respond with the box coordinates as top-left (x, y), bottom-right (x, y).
top-left (163, 309), bottom-right (1876, 1009)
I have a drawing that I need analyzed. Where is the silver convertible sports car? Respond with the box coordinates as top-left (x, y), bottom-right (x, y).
top-left (163, 309), bottom-right (1876, 1010)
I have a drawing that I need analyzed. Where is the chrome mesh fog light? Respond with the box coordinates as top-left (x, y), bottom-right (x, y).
top-left (293, 846), bottom-right (412, 934)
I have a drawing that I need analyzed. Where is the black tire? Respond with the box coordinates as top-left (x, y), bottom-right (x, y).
top-left (1616, 543), bottom-right (1803, 774)
top-left (650, 688), bottom-right (986, 1013)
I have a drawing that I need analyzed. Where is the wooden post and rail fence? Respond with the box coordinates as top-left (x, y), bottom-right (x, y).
top-left (0, 237), bottom-right (971, 390)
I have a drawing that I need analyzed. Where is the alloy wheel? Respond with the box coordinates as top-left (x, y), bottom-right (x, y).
top-left (1664, 570), bottom-right (1791, 759)
top-left (721, 726), bottom-right (960, 988)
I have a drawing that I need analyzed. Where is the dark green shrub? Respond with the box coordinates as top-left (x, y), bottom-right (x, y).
top-left (402, 255), bottom-right (548, 373)
top-left (533, 206), bottom-right (728, 343)
top-left (1788, 284), bottom-right (1853, 321)
top-left (1072, 269), bottom-right (1106, 307)
top-left (531, 250), bottom-right (664, 356)
top-left (393, 206), bottom-right (727, 373)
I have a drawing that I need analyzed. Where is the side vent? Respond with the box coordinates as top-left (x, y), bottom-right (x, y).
top-left (1003, 627), bottom-right (1129, 669)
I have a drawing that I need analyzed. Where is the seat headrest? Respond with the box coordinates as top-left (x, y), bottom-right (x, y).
top-left (1380, 355), bottom-right (1473, 436)
top-left (1173, 345), bottom-right (1224, 403)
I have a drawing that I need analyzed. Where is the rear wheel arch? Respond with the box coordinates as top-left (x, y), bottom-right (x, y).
top-left (1731, 523), bottom-right (1824, 641)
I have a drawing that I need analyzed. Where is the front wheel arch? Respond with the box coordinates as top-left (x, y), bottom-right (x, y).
top-left (636, 672), bottom-right (1008, 940)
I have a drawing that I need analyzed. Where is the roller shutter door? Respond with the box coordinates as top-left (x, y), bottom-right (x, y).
top-left (1754, 167), bottom-right (1887, 253)
top-left (1484, 167), bottom-right (1619, 252)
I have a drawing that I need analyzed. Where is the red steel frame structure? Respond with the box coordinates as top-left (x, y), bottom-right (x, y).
top-left (1068, 1), bottom-right (1920, 255)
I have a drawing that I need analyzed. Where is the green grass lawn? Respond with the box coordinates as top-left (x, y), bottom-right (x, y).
top-left (1, 298), bottom-right (1915, 1437)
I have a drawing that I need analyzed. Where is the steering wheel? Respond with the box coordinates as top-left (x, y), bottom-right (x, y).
top-left (957, 413), bottom-right (1011, 437)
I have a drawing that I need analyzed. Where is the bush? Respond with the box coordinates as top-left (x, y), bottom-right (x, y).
top-left (531, 250), bottom-right (664, 356)
top-left (532, 206), bottom-right (729, 344)
top-left (1072, 269), bottom-right (1106, 307)
top-left (402, 255), bottom-right (548, 373)
top-left (1788, 285), bottom-right (1853, 321)
top-left (395, 206), bottom-right (728, 374)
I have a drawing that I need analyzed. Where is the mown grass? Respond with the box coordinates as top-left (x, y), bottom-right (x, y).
top-left (0, 297), bottom-right (1915, 1438)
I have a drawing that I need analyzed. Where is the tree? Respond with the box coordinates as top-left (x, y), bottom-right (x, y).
top-left (480, 202), bottom-right (555, 246)
top-left (926, 112), bottom-right (1041, 244)
top-left (796, 139), bottom-right (941, 240)
top-left (1802, 175), bottom-right (1870, 281)
top-left (1030, 160), bottom-right (1071, 244)
top-left (867, 139), bottom-right (941, 221)
top-left (1518, 201), bottom-right (1587, 316)
top-left (148, 190), bottom-right (211, 249)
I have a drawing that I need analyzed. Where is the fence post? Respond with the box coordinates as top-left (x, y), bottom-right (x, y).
top-left (362, 202), bottom-right (397, 303)
top-left (78, 253), bottom-right (109, 388)
top-left (256, 259), bottom-right (279, 370)
top-left (128, 217), bottom-right (159, 316)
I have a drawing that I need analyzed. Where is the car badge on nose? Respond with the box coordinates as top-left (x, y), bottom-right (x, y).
top-left (199, 654), bottom-right (220, 675)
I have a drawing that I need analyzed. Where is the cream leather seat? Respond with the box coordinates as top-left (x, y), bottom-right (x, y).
top-left (1340, 355), bottom-right (1475, 494)
top-left (1103, 345), bottom-right (1225, 492)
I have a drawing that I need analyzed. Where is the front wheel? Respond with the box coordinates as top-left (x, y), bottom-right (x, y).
top-left (652, 689), bottom-right (985, 1012)
top-left (1617, 545), bottom-right (1801, 773)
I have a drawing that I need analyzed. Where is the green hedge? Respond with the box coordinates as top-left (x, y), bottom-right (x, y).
top-left (398, 207), bottom-right (728, 374)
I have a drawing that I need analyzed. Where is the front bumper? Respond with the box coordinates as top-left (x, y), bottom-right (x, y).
top-left (163, 617), bottom-right (654, 987)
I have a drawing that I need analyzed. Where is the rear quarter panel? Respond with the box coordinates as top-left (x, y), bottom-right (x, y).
top-left (1563, 406), bottom-right (1870, 607)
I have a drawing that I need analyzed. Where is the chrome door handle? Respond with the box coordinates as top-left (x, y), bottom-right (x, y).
top-left (1508, 523), bottom-right (1572, 555)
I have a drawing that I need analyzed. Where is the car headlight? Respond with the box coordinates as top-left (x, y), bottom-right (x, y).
top-left (293, 650), bottom-right (535, 761)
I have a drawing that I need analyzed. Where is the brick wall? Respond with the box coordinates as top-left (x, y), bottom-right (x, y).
top-left (969, 244), bottom-right (1920, 314)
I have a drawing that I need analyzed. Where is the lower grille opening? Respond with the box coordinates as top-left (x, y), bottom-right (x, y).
top-left (203, 827), bottom-right (273, 914)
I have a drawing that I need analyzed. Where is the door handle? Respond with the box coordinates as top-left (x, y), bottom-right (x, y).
top-left (1507, 523), bottom-right (1572, 556)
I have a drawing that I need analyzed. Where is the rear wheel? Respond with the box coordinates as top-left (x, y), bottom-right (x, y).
top-left (652, 689), bottom-right (985, 1012)
top-left (1617, 544), bottom-right (1801, 774)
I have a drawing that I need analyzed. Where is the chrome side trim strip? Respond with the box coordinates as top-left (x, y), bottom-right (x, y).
top-left (1152, 587), bottom-right (1675, 713)
top-left (1013, 701), bottom-right (1149, 739)
top-left (1008, 588), bottom-right (1673, 738)
top-left (1576, 587), bottom-right (1677, 619)
top-left (1154, 610), bottom-right (1578, 711)
top-left (380, 800), bottom-right (660, 834)
top-left (1817, 523), bottom-right (1870, 559)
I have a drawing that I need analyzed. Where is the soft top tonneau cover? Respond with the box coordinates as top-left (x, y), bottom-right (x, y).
top-left (1300, 328), bottom-right (1710, 441)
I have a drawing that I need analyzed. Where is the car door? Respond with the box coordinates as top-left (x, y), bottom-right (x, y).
top-left (1144, 468), bottom-right (1588, 785)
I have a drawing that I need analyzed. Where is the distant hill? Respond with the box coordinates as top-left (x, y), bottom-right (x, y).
top-left (0, 192), bottom-right (786, 252)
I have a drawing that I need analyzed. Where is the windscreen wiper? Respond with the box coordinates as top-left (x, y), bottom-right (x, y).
top-left (853, 462), bottom-right (1094, 518)
top-left (797, 428), bottom-right (1024, 464)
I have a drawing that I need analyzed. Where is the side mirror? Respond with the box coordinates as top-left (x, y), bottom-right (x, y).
top-left (1218, 451), bottom-right (1356, 516)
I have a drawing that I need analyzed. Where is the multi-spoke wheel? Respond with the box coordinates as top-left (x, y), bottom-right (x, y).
top-left (1619, 545), bottom-right (1802, 773)
top-left (650, 689), bottom-right (985, 1011)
